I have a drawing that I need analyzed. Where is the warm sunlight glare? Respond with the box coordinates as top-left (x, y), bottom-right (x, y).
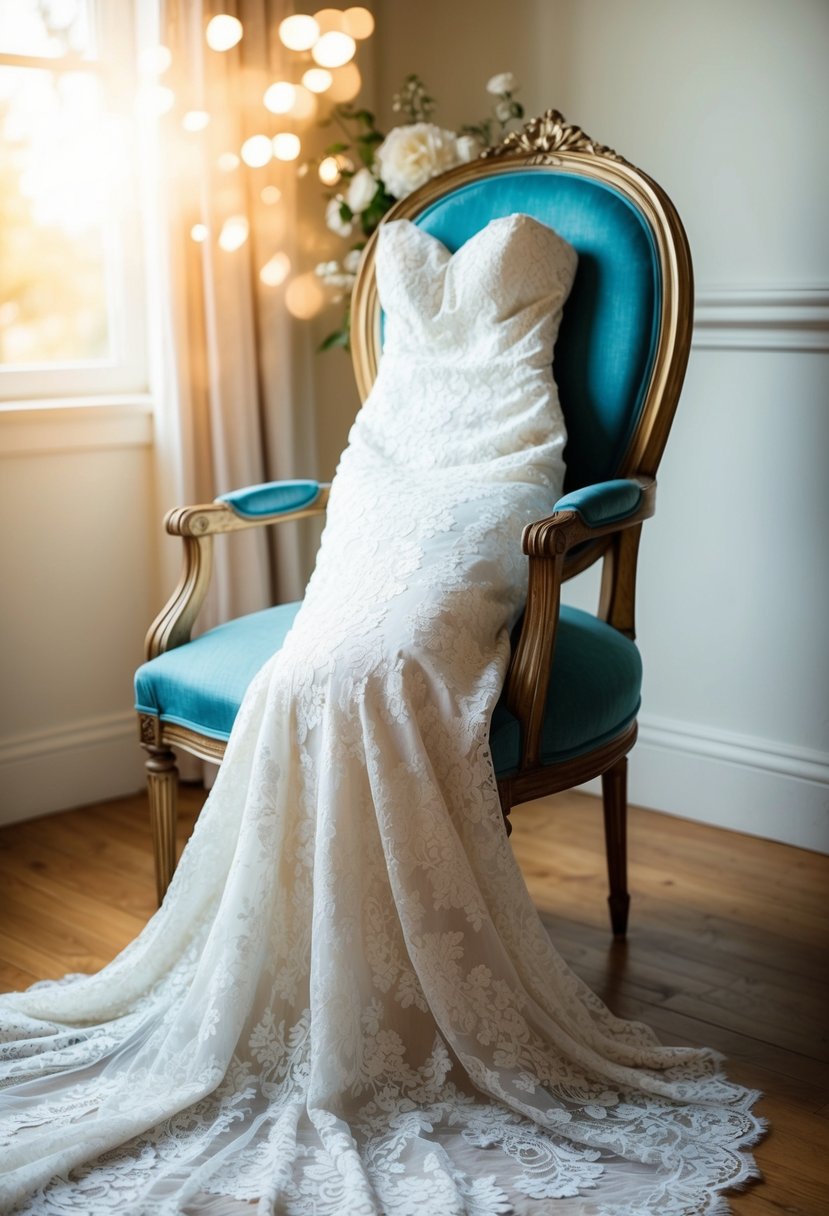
top-left (218, 214), bottom-right (249, 251)
top-left (302, 67), bottom-right (332, 94)
top-left (263, 80), bottom-right (296, 114)
top-left (217, 151), bottom-right (240, 172)
top-left (343, 7), bottom-right (374, 39)
top-left (205, 14), bottom-right (243, 52)
top-left (136, 82), bottom-right (175, 117)
top-left (241, 134), bottom-right (273, 168)
top-left (272, 132), bottom-right (301, 161)
top-left (182, 109), bottom-right (210, 132)
top-left (313, 8), bottom-right (346, 34)
top-left (139, 44), bottom-right (172, 75)
top-left (277, 14), bottom-right (319, 52)
top-left (311, 31), bottom-right (355, 69)
top-left (259, 252), bottom-right (291, 287)
top-left (285, 271), bottom-right (326, 318)
top-left (318, 155), bottom-right (341, 185)
top-left (327, 63), bottom-right (361, 103)
top-left (288, 85), bottom-right (317, 119)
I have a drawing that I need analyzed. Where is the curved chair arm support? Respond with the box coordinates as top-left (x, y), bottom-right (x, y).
top-left (144, 481), bottom-right (331, 660)
top-left (505, 477), bottom-right (656, 768)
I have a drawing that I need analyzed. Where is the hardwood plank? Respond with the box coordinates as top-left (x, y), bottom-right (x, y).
top-left (0, 785), bottom-right (827, 1214)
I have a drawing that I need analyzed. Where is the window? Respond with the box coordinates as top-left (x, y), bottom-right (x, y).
top-left (0, 0), bottom-right (146, 403)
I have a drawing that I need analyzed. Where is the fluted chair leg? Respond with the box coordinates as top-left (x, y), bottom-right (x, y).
top-left (144, 745), bottom-right (179, 906)
top-left (602, 756), bottom-right (630, 938)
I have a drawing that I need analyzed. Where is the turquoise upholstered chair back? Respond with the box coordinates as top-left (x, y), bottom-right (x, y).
top-left (352, 126), bottom-right (693, 541)
top-left (407, 172), bottom-right (658, 493)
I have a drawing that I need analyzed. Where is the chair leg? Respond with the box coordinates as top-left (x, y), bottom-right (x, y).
top-left (144, 745), bottom-right (179, 907)
top-left (601, 756), bottom-right (630, 938)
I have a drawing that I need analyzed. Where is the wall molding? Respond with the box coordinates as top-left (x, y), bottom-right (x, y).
top-left (0, 711), bottom-right (146, 828)
top-left (637, 713), bottom-right (829, 787)
top-left (623, 713), bottom-right (829, 854)
top-left (0, 398), bottom-right (154, 457)
top-left (693, 287), bottom-right (829, 352)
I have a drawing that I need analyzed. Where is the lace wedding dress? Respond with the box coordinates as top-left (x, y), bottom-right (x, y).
top-left (0, 215), bottom-right (762, 1215)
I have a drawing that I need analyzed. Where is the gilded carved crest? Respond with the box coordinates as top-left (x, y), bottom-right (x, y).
top-left (483, 109), bottom-right (624, 165)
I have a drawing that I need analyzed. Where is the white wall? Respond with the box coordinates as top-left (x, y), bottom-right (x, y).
top-left (373, 0), bottom-right (829, 850)
top-left (0, 405), bottom-right (158, 824)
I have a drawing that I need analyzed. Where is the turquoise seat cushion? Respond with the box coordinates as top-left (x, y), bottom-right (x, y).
top-left (135, 603), bottom-right (641, 771)
top-left (490, 605), bottom-right (642, 774)
top-left (135, 602), bottom-right (302, 740)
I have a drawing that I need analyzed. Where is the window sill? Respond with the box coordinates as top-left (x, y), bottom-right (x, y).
top-left (0, 396), bottom-right (154, 457)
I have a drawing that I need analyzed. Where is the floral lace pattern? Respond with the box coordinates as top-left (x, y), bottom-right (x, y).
top-left (0, 216), bottom-right (762, 1214)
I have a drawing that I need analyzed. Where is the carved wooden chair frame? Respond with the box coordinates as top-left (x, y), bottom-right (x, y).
top-left (139, 112), bottom-right (693, 933)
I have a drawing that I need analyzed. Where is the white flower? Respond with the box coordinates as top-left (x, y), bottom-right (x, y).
top-left (495, 100), bottom-right (513, 123)
top-left (325, 196), bottom-right (353, 237)
top-left (455, 133), bottom-right (483, 163)
top-left (343, 248), bottom-right (363, 274)
top-left (346, 167), bottom-right (377, 214)
top-left (486, 72), bottom-right (518, 96)
top-left (315, 259), bottom-right (356, 290)
top-left (375, 122), bottom-right (461, 200)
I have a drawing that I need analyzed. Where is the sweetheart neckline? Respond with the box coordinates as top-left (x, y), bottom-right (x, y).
top-left (380, 212), bottom-right (563, 265)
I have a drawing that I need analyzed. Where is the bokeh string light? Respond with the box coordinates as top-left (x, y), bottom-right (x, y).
top-left (141, 9), bottom-right (376, 317)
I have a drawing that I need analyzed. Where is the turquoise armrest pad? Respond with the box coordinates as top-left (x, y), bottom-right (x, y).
top-left (553, 479), bottom-right (642, 527)
top-left (217, 479), bottom-right (320, 519)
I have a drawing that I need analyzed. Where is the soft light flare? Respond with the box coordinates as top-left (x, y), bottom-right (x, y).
top-left (182, 109), bottom-right (210, 132)
top-left (313, 7), bottom-right (346, 33)
top-left (343, 7), bottom-right (374, 39)
top-left (205, 14), bottom-right (243, 52)
top-left (302, 67), bottom-right (333, 94)
top-left (278, 14), bottom-right (319, 51)
top-left (241, 134), bottom-right (273, 168)
top-left (218, 215), bottom-right (250, 251)
top-left (311, 31), bottom-right (355, 68)
top-left (190, 223), bottom-right (208, 242)
top-left (263, 81), bottom-right (296, 115)
top-left (285, 272), bottom-right (326, 318)
top-left (139, 45), bottom-right (173, 75)
top-left (272, 132), bottom-right (301, 161)
top-left (217, 151), bottom-right (240, 172)
top-left (136, 83), bottom-right (175, 117)
top-left (318, 155), bottom-right (342, 185)
top-left (260, 185), bottom-right (282, 205)
top-left (289, 85), bottom-right (317, 120)
top-left (259, 252), bottom-right (291, 287)
top-left (327, 62), bottom-right (361, 103)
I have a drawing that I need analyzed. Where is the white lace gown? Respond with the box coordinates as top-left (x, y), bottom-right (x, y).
top-left (0, 216), bottom-right (762, 1215)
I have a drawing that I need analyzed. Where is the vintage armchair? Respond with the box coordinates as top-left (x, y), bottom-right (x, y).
top-left (135, 111), bottom-right (693, 936)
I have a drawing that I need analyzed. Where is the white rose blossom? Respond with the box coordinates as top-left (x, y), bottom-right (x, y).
top-left (345, 167), bottom-right (377, 214)
top-left (375, 122), bottom-right (461, 200)
top-left (455, 133), bottom-right (483, 163)
top-left (486, 72), bottom-right (518, 96)
top-left (343, 248), bottom-right (363, 274)
top-left (325, 196), bottom-right (353, 238)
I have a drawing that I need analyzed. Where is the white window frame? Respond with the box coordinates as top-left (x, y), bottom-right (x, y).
top-left (0, 0), bottom-right (148, 406)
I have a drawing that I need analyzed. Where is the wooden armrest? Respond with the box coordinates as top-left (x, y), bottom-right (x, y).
top-left (505, 476), bottom-right (656, 769)
top-left (144, 483), bottom-right (330, 660)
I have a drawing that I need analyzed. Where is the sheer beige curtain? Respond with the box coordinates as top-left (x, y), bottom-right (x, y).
top-left (151, 0), bottom-right (318, 627)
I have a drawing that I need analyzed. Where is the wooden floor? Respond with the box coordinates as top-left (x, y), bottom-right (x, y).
top-left (0, 786), bottom-right (827, 1213)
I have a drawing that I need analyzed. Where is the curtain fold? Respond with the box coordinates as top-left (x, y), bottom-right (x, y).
top-left (152, 0), bottom-right (318, 628)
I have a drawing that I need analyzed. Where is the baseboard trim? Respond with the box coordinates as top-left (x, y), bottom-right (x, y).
top-left (579, 714), bottom-right (829, 854)
top-left (0, 711), bottom-right (146, 827)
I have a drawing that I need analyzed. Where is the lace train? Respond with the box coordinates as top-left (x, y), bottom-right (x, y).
top-left (0, 216), bottom-right (763, 1213)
